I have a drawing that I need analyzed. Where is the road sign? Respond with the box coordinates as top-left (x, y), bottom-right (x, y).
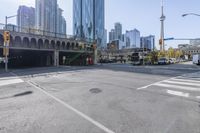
top-left (164, 37), bottom-right (174, 41)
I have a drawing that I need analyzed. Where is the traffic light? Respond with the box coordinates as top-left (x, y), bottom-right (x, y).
top-left (159, 39), bottom-right (163, 45)
top-left (3, 31), bottom-right (10, 44)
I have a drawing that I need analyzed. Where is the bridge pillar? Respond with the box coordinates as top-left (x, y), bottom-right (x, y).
top-left (54, 50), bottom-right (59, 67)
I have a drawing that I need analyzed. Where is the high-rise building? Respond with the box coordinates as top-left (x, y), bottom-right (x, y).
top-left (17, 5), bottom-right (35, 32)
top-left (56, 7), bottom-right (67, 36)
top-left (140, 35), bottom-right (155, 51)
top-left (73, 0), bottom-right (105, 48)
top-left (109, 29), bottom-right (115, 42)
top-left (102, 29), bottom-right (107, 48)
top-left (114, 22), bottom-right (122, 40)
top-left (35, 0), bottom-right (66, 36)
top-left (36, 0), bottom-right (57, 35)
top-left (125, 29), bottom-right (140, 48)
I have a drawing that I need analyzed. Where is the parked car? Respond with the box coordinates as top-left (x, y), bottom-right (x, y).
top-left (169, 58), bottom-right (176, 64)
top-left (158, 57), bottom-right (170, 65)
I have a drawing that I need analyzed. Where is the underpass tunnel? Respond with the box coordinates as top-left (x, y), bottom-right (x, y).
top-left (0, 49), bottom-right (54, 68)
top-left (59, 52), bottom-right (93, 66)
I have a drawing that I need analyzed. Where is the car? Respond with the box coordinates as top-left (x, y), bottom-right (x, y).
top-left (158, 57), bottom-right (170, 65)
top-left (169, 58), bottom-right (176, 64)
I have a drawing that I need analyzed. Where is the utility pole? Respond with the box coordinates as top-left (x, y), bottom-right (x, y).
top-left (160, 0), bottom-right (166, 52)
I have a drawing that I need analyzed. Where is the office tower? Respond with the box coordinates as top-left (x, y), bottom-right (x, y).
top-left (109, 29), bottom-right (115, 42)
top-left (140, 35), bottom-right (155, 50)
top-left (114, 22), bottom-right (122, 40)
top-left (125, 29), bottom-right (140, 48)
top-left (73, 0), bottom-right (105, 48)
top-left (36, 0), bottom-right (57, 34)
top-left (17, 5), bottom-right (35, 32)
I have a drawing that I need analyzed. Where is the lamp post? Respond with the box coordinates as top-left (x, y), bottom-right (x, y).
top-left (4, 15), bottom-right (17, 72)
top-left (182, 13), bottom-right (200, 17)
top-left (5, 15), bottom-right (17, 30)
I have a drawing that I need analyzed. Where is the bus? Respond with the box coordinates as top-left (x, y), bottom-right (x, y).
top-left (131, 52), bottom-right (144, 65)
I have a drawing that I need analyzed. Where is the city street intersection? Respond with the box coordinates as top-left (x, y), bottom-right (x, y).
top-left (0, 63), bottom-right (200, 133)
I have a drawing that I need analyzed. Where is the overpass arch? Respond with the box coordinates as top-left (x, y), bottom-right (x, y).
top-left (30, 38), bottom-right (37, 48)
top-left (23, 37), bottom-right (30, 48)
top-left (50, 40), bottom-right (55, 49)
top-left (76, 42), bottom-right (79, 49)
top-left (14, 36), bottom-right (22, 47)
top-left (71, 42), bottom-right (75, 50)
top-left (44, 39), bottom-right (50, 49)
top-left (62, 41), bottom-right (66, 50)
top-left (38, 39), bottom-right (44, 49)
top-left (56, 41), bottom-right (61, 50)
top-left (67, 42), bottom-right (70, 50)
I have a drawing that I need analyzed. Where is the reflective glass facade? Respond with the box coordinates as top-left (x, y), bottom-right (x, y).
top-left (73, 0), bottom-right (105, 48)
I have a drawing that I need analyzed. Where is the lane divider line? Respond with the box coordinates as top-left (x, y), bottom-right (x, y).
top-left (10, 72), bottom-right (115, 133)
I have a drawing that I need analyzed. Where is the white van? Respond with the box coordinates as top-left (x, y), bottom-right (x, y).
top-left (193, 54), bottom-right (200, 65)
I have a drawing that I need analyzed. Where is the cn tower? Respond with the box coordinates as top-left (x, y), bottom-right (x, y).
top-left (160, 0), bottom-right (166, 51)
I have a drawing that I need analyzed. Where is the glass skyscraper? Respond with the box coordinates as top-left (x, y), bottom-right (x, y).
top-left (17, 6), bottom-right (35, 32)
top-left (36, 0), bottom-right (57, 35)
top-left (73, 0), bottom-right (105, 48)
top-left (35, 0), bottom-right (66, 36)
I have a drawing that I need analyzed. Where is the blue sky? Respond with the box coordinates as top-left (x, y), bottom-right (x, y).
top-left (0, 0), bottom-right (200, 48)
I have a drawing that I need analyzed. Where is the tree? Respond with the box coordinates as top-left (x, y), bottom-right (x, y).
top-left (167, 47), bottom-right (175, 58)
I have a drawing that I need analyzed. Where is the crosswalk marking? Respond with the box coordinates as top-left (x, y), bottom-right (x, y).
top-left (0, 77), bottom-right (24, 87)
top-left (163, 80), bottom-right (200, 87)
top-left (170, 78), bottom-right (200, 83)
top-left (138, 75), bottom-right (200, 100)
top-left (167, 90), bottom-right (189, 98)
top-left (154, 83), bottom-right (200, 91)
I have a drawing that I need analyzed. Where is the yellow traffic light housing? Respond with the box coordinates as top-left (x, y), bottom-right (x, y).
top-left (3, 31), bottom-right (10, 44)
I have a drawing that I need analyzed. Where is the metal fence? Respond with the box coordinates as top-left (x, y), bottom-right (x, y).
top-left (0, 23), bottom-right (94, 43)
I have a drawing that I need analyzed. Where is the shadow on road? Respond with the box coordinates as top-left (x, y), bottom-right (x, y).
top-left (0, 91), bottom-right (33, 100)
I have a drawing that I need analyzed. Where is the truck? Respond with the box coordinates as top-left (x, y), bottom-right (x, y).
top-left (193, 54), bottom-right (200, 65)
top-left (131, 52), bottom-right (145, 65)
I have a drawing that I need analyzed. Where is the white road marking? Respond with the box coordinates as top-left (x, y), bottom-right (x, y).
top-left (10, 72), bottom-right (115, 133)
top-left (167, 90), bottom-right (189, 98)
top-left (137, 76), bottom-right (179, 90)
top-left (163, 80), bottom-right (200, 87)
top-left (0, 78), bottom-right (24, 87)
top-left (196, 96), bottom-right (200, 99)
top-left (27, 81), bottom-right (115, 133)
top-left (154, 83), bottom-right (200, 91)
top-left (171, 78), bottom-right (200, 83)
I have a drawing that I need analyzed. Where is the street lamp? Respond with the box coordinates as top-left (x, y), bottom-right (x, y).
top-left (5, 15), bottom-right (17, 30)
top-left (182, 13), bottom-right (200, 17)
top-left (4, 15), bottom-right (17, 72)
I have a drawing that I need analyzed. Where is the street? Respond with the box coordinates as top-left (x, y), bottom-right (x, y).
top-left (0, 63), bottom-right (200, 133)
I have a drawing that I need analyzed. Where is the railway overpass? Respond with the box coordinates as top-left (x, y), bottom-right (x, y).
top-left (0, 24), bottom-right (94, 68)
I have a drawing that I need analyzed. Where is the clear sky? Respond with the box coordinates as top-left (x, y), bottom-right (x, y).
top-left (0, 0), bottom-right (200, 49)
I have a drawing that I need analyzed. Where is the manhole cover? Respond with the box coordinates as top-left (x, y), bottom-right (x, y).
top-left (89, 88), bottom-right (102, 94)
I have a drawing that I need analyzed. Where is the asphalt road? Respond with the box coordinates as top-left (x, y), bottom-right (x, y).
top-left (0, 63), bottom-right (200, 133)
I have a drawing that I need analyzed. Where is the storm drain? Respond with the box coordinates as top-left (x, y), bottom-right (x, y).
top-left (89, 88), bottom-right (102, 94)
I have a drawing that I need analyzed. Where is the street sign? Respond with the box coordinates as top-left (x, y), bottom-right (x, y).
top-left (164, 37), bottom-right (174, 41)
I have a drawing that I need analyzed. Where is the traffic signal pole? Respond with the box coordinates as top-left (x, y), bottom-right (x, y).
top-left (5, 42), bottom-right (8, 72)
top-left (5, 16), bottom-right (7, 72)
